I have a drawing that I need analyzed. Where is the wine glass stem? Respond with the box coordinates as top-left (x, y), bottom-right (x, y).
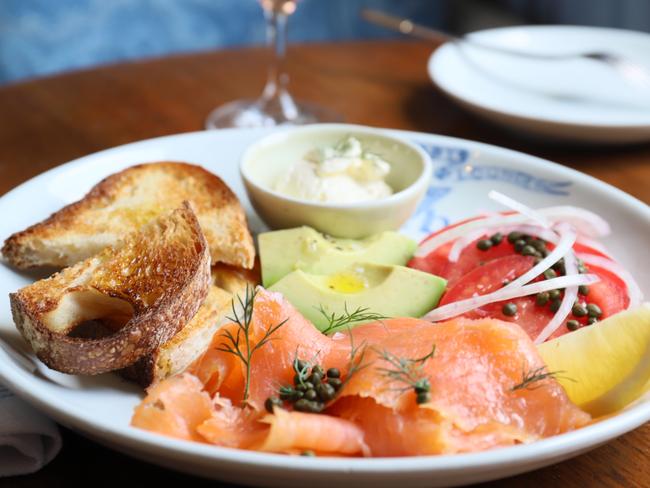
top-left (261, 8), bottom-right (299, 119)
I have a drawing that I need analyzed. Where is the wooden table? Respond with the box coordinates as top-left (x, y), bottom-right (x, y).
top-left (1, 40), bottom-right (648, 488)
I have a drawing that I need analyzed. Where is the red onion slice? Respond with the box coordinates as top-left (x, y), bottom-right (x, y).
top-left (416, 205), bottom-right (610, 258)
top-left (448, 229), bottom-right (487, 263)
top-left (577, 253), bottom-right (644, 308)
top-left (534, 250), bottom-right (580, 344)
top-left (423, 273), bottom-right (600, 322)
top-left (488, 190), bottom-right (551, 228)
top-left (504, 224), bottom-right (576, 290)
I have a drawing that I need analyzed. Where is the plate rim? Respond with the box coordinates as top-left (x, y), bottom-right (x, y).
top-left (0, 127), bottom-right (649, 478)
top-left (428, 24), bottom-right (650, 130)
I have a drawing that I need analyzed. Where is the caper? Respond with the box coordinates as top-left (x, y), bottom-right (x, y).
top-left (549, 299), bottom-right (561, 313)
top-left (304, 389), bottom-right (318, 401)
top-left (326, 368), bottom-right (341, 379)
top-left (310, 401), bottom-right (325, 413)
top-left (294, 399), bottom-right (324, 413)
top-left (553, 258), bottom-right (565, 272)
top-left (414, 378), bottom-right (430, 394)
top-left (572, 303), bottom-right (588, 317)
top-left (311, 365), bottom-right (325, 377)
top-left (327, 378), bottom-right (343, 389)
top-left (531, 239), bottom-right (547, 252)
top-left (578, 285), bottom-right (590, 296)
top-left (536, 292), bottom-right (550, 306)
top-left (308, 372), bottom-right (323, 385)
top-left (549, 289), bottom-right (562, 300)
top-left (279, 386), bottom-right (297, 401)
top-left (521, 245), bottom-right (537, 257)
top-left (502, 279), bottom-right (510, 287)
top-left (502, 302), bottom-right (518, 317)
top-left (490, 232), bottom-right (504, 245)
top-left (586, 303), bottom-right (602, 318)
top-left (265, 396), bottom-right (283, 413)
top-left (514, 239), bottom-right (526, 253)
top-left (566, 320), bottom-right (581, 331)
top-left (507, 231), bottom-right (523, 244)
top-left (543, 269), bottom-right (557, 280)
top-left (316, 382), bottom-right (336, 402)
top-left (294, 400), bottom-right (324, 413)
top-left (533, 257), bottom-right (542, 265)
top-left (294, 359), bottom-right (309, 372)
top-left (477, 239), bottom-right (493, 251)
top-left (296, 381), bottom-right (314, 392)
top-left (587, 316), bottom-right (599, 325)
top-left (301, 450), bottom-right (316, 457)
top-left (293, 399), bottom-right (309, 411)
top-left (416, 391), bottom-right (430, 404)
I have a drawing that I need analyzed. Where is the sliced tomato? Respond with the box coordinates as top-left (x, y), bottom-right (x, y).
top-left (582, 263), bottom-right (630, 317)
top-left (412, 216), bottom-right (632, 342)
top-left (436, 256), bottom-right (629, 341)
top-left (410, 236), bottom-right (518, 286)
top-left (437, 255), bottom-right (554, 339)
top-left (438, 255), bottom-right (535, 306)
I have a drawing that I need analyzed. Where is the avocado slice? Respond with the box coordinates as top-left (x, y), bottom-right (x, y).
top-left (259, 227), bottom-right (416, 287)
top-left (269, 262), bottom-right (446, 332)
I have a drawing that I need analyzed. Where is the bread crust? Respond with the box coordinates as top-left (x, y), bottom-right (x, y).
top-left (121, 284), bottom-right (233, 387)
top-left (9, 203), bottom-right (211, 375)
top-left (2, 162), bottom-right (255, 270)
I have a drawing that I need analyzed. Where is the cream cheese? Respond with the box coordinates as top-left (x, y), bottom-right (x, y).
top-left (274, 136), bottom-right (393, 203)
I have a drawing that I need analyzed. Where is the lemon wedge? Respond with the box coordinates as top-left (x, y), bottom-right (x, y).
top-left (537, 303), bottom-right (650, 416)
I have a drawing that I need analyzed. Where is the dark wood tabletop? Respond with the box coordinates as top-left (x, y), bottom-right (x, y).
top-left (1, 40), bottom-right (648, 488)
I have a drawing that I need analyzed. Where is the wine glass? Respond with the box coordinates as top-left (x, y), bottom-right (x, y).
top-left (205, 0), bottom-right (341, 129)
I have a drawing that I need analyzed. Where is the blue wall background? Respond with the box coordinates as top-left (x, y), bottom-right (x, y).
top-left (0, 0), bottom-right (446, 84)
top-left (1, 0), bottom-right (649, 85)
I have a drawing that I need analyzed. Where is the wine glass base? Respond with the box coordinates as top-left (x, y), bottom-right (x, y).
top-left (205, 99), bottom-right (342, 129)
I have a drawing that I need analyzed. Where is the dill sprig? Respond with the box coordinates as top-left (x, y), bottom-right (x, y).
top-left (510, 364), bottom-right (570, 391)
top-left (340, 332), bottom-right (371, 391)
top-left (375, 344), bottom-right (436, 404)
top-left (318, 304), bottom-right (388, 335)
top-left (217, 286), bottom-right (288, 406)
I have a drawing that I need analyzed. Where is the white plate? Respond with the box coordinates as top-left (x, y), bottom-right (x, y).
top-left (428, 25), bottom-right (650, 144)
top-left (0, 128), bottom-right (649, 487)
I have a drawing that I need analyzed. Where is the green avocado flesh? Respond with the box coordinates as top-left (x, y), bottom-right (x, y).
top-left (268, 262), bottom-right (447, 332)
top-left (259, 226), bottom-right (417, 287)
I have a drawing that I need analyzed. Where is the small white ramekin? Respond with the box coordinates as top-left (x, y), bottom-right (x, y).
top-left (240, 124), bottom-right (432, 238)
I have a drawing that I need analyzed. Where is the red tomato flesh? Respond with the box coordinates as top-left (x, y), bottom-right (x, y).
top-left (411, 222), bottom-right (631, 342)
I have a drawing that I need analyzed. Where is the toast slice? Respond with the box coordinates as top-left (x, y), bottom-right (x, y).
top-left (211, 261), bottom-right (261, 299)
top-left (122, 264), bottom-right (261, 387)
top-left (2, 162), bottom-right (255, 270)
top-left (122, 284), bottom-right (233, 387)
top-left (9, 202), bottom-right (211, 375)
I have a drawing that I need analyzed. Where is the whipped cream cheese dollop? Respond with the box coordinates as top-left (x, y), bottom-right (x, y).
top-left (274, 136), bottom-right (394, 203)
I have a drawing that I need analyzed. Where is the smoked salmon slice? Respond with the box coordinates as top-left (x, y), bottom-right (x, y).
top-left (131, 288), bottom-right (590, 456)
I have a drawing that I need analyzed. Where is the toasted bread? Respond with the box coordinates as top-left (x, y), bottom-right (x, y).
top-left (211, 261), bottom-right (261, 299)
top-left (122, 264), bottom-right (260, 387)
top-left (122, 284), bottom-right (232, 387)
top-left (9, 203), bottom-right (211, 375)
top-left (2, 162), bottom-right (255, 270)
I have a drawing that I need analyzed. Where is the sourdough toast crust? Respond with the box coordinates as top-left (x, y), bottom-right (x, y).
top-left (10, 203), bottom-right (211, 375)
top-left (2, 162), bottom-right (255, 270)
top-left (122, 284), bottom-right (233, 387)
